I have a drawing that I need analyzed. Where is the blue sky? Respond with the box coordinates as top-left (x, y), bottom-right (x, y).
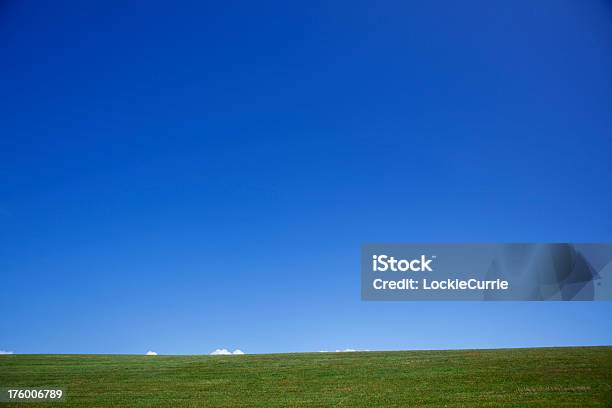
top-left (1, 0), bottom-right (611, 354)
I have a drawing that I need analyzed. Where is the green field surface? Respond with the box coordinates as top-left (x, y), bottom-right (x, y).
top-left (1, 347), bottom-right (611, 407)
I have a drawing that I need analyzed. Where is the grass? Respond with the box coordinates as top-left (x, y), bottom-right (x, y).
top-left (1, 347), bottom-right (611, 407)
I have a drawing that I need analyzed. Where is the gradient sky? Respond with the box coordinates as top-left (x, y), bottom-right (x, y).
top-left (1, 0), bottom-right (612, 355)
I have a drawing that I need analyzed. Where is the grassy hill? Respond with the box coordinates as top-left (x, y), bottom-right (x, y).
top-left (1, 347), bottom-right (611, 407)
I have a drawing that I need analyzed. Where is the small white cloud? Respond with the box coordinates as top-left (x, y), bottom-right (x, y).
top-left (334, 349), bottom-right (357, 353)
top-left (0, 350), bottom-right (13, 355)
top-left (145, 351), bottom-right (158, 356)
top-left (210, 348), bottom-right (245, 355)
top-left (210, 348), bottom-right (232, 355)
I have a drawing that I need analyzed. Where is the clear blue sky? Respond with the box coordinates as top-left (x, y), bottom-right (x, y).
top-left (1, 1), bottom-right (611, 355)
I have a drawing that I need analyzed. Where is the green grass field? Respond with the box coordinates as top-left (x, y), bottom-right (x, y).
top-left (1, 347), bottom-right (611, 407)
